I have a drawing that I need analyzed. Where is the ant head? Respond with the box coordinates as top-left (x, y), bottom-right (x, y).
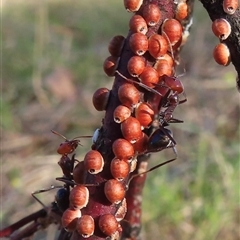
top-left (57, 139), bottom-right (82, 155)
top-left (51, 130), bottom-right (91, 142)
top-left (52, 130), bottom-right (92, 155)
top-left (51, 130), bottom-right (79, 155)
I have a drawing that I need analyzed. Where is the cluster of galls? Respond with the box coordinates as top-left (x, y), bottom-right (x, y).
top-left (61, 182), bottom-right (123, 238)
top-left (56, 140), bottom-right (123, 238)
top-left (103, 2), bottom-right (189, 80)
top-left (98, 0), bottom-right (187, 152)
top-left (211, 0), bottom-right (238, 66)
top-left (58, 0), bottom-right (190, 239)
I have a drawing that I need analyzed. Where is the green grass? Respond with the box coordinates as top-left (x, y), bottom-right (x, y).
top-left (1, 1), bottom-right (239, 239)
top-left (142, 133), bottom-right (239, 239)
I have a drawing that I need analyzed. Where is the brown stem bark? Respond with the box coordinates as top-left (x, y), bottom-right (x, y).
top-left (121, 155), bottom-right (150, 240)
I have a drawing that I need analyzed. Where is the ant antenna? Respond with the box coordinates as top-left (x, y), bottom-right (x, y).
top-left (161, 30), bottom-right (187, 80)
top-left (51, 130), bottom-right (68, 141)
top-left (51, 130), bottom-right (92, 141)
top-left (55, 177), bottom-right (99, 188)
top-left (161, 30), bottom-right (176, 72)
top-left (56, 177), bottom-right (76, 186)
top-left (116, 70), bottom-right (163, 97)
top-left (175, 57), bottom-right (187, 78)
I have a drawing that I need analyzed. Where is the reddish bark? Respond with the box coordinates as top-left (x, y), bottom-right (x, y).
top-left (71, 0), bottom-right (187, 239)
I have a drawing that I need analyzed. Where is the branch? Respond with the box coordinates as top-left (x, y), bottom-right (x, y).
top-left (0, 209), bottom-right (47, 238)
top-left (0, 204), bottom-right (62, 239)
top-left (2, 0), bottom-right (195, 239)
top-left (70, 0), bottom-right (191, 239)
top-left (10, 222), bottom-right (40, 240)
top-left (121, 155), bottom-right (149, 240)
top-left (199, 0), bottom-right (240, 91)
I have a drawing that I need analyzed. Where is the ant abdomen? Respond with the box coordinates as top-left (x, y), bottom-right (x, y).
top-left (55, 188), bottom-right (70, 213)
top-left (147, 128), bottom-right (174, 153)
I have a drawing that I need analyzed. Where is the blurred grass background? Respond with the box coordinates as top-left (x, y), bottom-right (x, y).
top-left (1, 0), bottom-right (239, 239)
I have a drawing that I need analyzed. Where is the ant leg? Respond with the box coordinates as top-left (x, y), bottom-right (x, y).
top-left (32, 194), bottom-right (46, 208)
top-left (55, 177), bottom-right (99, 188)
top-left (168, 118), bottom-right (184, 123)
top-left (172, 145), bottom-right (178, 157)
top-left (56, 177), bottom-right (76, 186)
top-left (160, 126), bottom-right (177, 146)
top-left (159, 111), bottom-right (184, 124)
top-left (179, 99), bottom-right (187, 104)
top-left (161, 139), bottom-right (178, 158)
top-left (70, 154), bottom-right (76, 173)
top-left (127, 156), bottom-right (177, 188)
top-left (32, 185), bottom-right (62, 208)
top-left (116, 70), bottom-right (163, 97)
top-left (179, 92), bottom-right (187, 104)
top-left (167, 139), bottom-right (178, 161)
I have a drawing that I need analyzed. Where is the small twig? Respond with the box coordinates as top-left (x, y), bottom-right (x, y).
top-left (10, 222), bottom-right (40, 240)
top-left (0, 209), bottom-right (47, 237)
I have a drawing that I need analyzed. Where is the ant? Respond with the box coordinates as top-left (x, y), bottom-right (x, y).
top-left (51, 130), bottom-right (92, 156)
top-left (115, 70), bottom-right (185, 149)
top-left (144, 72), bottom-right (187, 146)
top-left (115, 70), bottom-right (186, 123)
top-left (32, 128), bottom-right (96, 214)
top-left (32, 155), bottom-right (79, 213)
top-left (32, 160), bottom-right (88, 214)
top-left (161, 92), bottom-right (183, 122)
top-left (146, 76), bottom-right (186, 154)
top-left (32, 161), bottom-right (96, 214)
top-left (149, 74), bottom-right (187, 121)
top-left (115, 69), bottom-right (185, 157)
top-left (31, 130), bottom-right (92, 214)
top-left (157, 90), bottom-right (186, 125)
